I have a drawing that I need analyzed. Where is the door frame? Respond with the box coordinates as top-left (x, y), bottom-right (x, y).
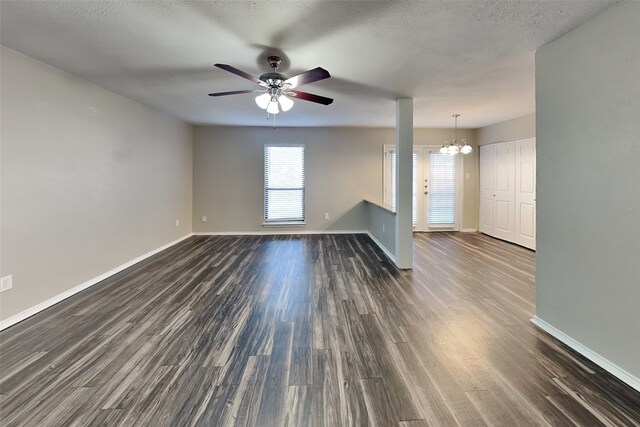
top-left (383, 144), bottom-right (463, 232)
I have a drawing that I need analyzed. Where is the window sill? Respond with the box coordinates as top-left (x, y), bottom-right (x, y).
top-left (262, 221), bottom-right (306, 227)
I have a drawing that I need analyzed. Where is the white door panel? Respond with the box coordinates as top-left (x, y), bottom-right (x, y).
top-left (492, 141), bottom-right (516, 241)
top-left (519, 202), bottom-right (536, 237)
top-left (479, 145), bottom-right (494, 234)
top-left (494, 200), bottom-right (512, 231)
top-left (515, 138), bottom-right (536, 249)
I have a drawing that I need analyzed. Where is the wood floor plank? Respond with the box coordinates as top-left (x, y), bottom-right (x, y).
top-left (1, 232), bottom-right (638, 426)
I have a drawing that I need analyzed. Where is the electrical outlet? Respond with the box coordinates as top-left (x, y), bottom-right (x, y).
top-left (324, 213), bottom-right (330, 220)
top-left (382, 224), bottom-right (385, 233)
top-left (201, 215), bottom-right (207, 222)
top-left (0, 275), bottom-right (13, 292)
top-left (175, 219), bottom-right (180, 227)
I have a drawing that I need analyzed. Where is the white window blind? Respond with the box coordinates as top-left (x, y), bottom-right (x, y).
top-left (264, 145), bottom-right (305, 222)
top-left (412, 152), bottom-right (417, 226)
top-left (429, 152), bottom-right (456, 225)
top-left (384, 149), bottom-right (417, 225)
top-left (384, 149), bottom-right (396, 211)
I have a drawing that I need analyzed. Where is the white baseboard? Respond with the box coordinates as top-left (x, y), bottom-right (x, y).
top-left (461, 228), bottom-right (478, 233)
top-left (366, 232), bottom-right (397, 264)
top-left (0, 234), bottom-right (193, 331)
top-left (531, 316), bottom-right (640, 392)
top-left (193, 230), bottom-right (368, 236)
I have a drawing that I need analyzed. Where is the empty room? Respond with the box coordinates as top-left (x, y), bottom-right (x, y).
top-left (1, 1), bottom-right (639, 426)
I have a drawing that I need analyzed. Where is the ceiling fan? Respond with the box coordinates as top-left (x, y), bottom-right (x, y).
top-left (209, 55), bottom-right (333, 115)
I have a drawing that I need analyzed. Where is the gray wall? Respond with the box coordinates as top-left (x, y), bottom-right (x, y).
top-left (193, 126), bottom-right (390, 232)
top-left (193, 126), bottom-right (478, 233)
top-left (366, 202), bottom-right (396, 257)
top-left (0, 46), bottom-right (193, 321)
top-left (477, 113), bottom-right (536, 146)
top-left (536, 1), bottom-right (640, 378)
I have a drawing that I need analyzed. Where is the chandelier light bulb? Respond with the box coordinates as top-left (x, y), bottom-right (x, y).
top-left (443, 114), bottom-right (472, 155)
top-left (278, 94), bottom-right (294, 112)
top-left (255, 93), bottom-right (270, 109)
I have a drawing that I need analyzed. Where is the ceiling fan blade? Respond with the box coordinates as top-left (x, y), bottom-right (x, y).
top-left (288, 90), bottom-right (334, 105)
top-left (214, 64), bottom-right (266, 86)
top-left (208, 90), bottom-right (260, 97)
top-left (284, 67), bottom-right (331, 89)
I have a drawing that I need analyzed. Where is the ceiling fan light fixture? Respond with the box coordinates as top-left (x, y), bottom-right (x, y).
top-left (210, 56), bottom-right (333, 124)
top-left (267, 98), bottom-right (280, 115)
top-left (278, 94), bottom-right (294, 112)
top-left (255, 93), bottom-right (270, 109)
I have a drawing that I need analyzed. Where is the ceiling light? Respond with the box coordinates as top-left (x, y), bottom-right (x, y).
top-left (441, 114), bottom-right (473, 155)
top-left (460, 144), bottom-right (473, 155)
top-left (266, 97), bottom-right (280, 115)
top-left (278, 94), bottom-right (294, 112)
top-left (255, 93), bottom-right (270, 109)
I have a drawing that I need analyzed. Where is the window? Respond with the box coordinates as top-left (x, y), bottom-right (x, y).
top-left (412, 152), bottom-right (417, 226)
top-left (428, 152), bottom-right (456, 225)
top-left (264, 145), bottom-right (305, 223)
top-left (383, 148), bottom-right (418, 225)
top-left (383, 147), bottom-right (396, 211)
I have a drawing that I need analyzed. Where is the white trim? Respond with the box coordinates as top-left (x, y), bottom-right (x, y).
top-left (193, 230), bottom-right (368, 236)
top-left (366, 232), bottom-right (397, 264)
top-left (0, 234), bottom-right (193, 331)
top-left (479, 135), bottom-right (536, 146)
top-left (531, 316), bottom-right (640, 392)
top-left (262, 221), bottom-right (306, 227)
top-left (264, 144), bottom-right (306, 224)
top-left (461, 228), bottom-right (478, 232)
top-left (427, 224), bottom-right (456, 230)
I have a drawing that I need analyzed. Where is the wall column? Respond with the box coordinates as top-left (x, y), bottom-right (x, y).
top-left (395, 98), bottom-right (413, 269)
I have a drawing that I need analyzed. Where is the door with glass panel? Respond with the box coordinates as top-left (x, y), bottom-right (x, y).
top-left (414, 147), bottom-right (459, 231)
top-left (384, 146), bottom-right (459, 231)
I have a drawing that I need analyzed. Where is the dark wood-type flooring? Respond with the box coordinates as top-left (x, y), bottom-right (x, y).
top-left (1, 233), bottom-right (639, 426)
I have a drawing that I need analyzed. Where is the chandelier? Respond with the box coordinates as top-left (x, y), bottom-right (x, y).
top-left (440, 114), bottom-right (473, 155)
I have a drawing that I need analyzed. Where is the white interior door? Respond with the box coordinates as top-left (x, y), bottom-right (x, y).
top-left (515, 138), bottom-right (536, 249)
top-left (479, 145), bottom-right (495, 234)
top-left (492, 141), bottom-right (516, 241)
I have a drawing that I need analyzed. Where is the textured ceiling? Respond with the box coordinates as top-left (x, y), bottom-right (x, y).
top-left (0, 1), bottom-right (617, 128)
